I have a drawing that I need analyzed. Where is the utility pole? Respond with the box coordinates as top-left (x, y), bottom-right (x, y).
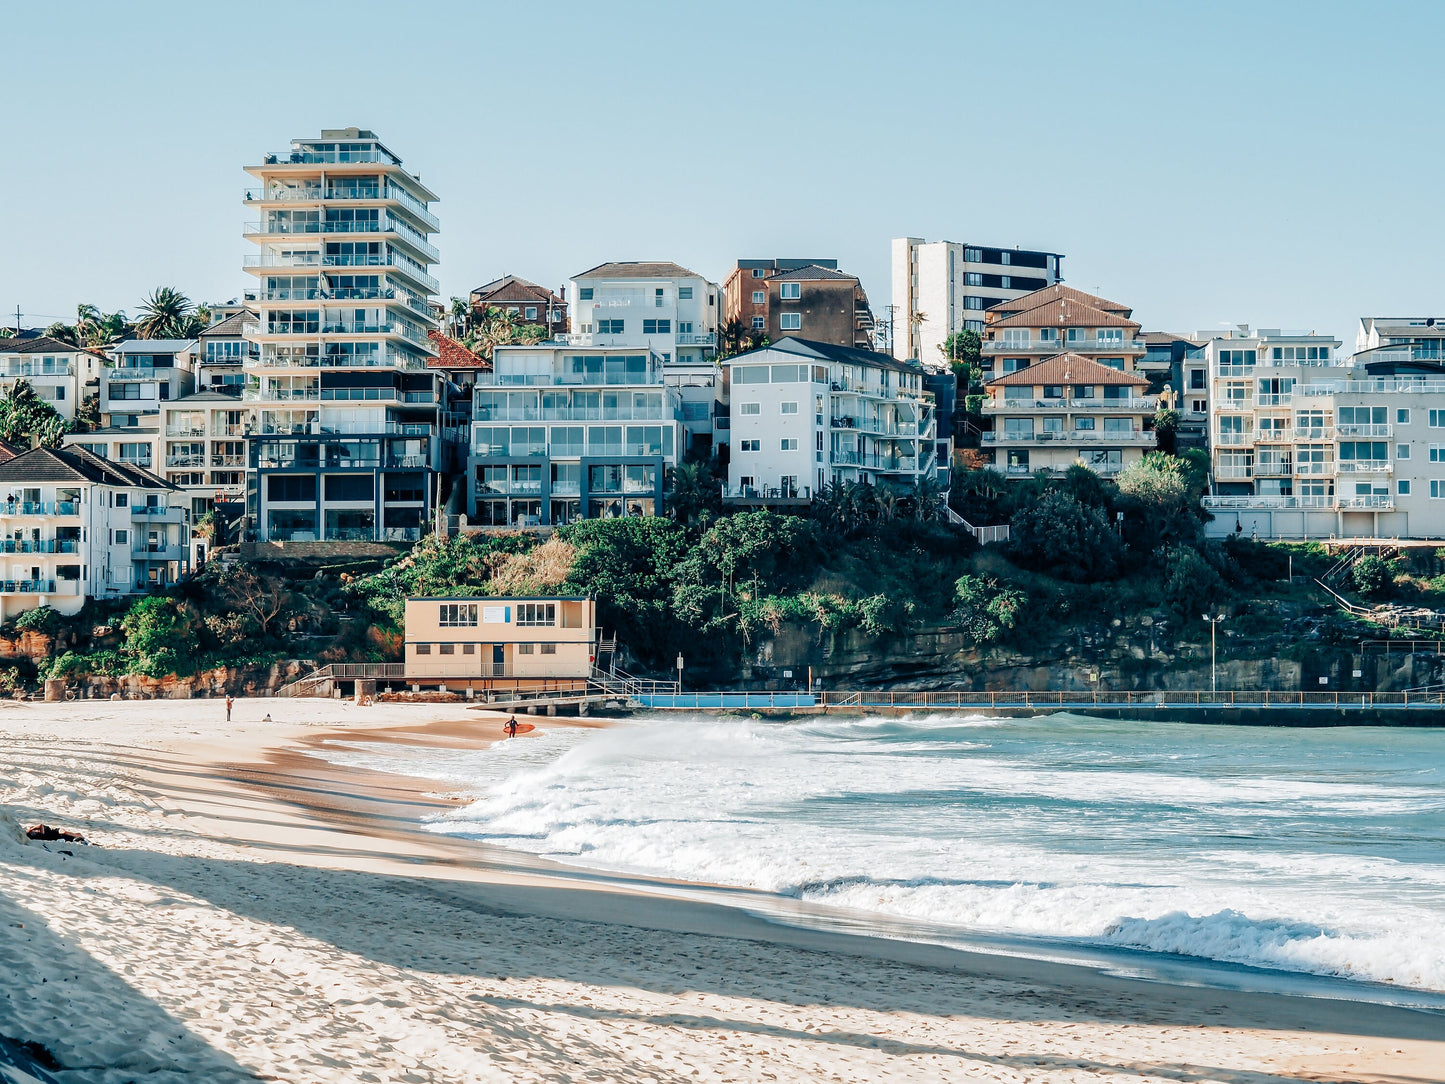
top-left (1203, 614), bottom-right (1226, 695)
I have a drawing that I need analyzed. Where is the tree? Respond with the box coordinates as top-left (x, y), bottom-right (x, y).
top-left (665, 459), bottom-right (720, 526)
top-left (136, 287), bottom-right (201, 340)
top-left (217, 566), bottom-right (292, 637)
top-left (940, 329), bottom-right (982, 381)
top-left (1114, 451), bottom-right (1206, 556)
top-left (1151, 406), bottom-right (1180, 455)
top-left (0, 380), bottom-right (69, 447)
top-left (953, 573), bottom-right (1027, 646)
top-left (76, 305), bottom-right (130, 347)
top-left (120, 596), bottom-right (196, 678)
top-left (44, 321), bottom-right (78, 345)
top-left (1008, 490), bottom-right (1123, 582)
top-left (1350, 555), bottom-right (1393, 598)
top-left (462, 306), bottom-right (548, 359)
top-left (1161, 546), bottom-right (1228, 621)
top-left (1055, 462), bottom-right (1112, 511)
top-left (718, 319), bottom-right (768, 359)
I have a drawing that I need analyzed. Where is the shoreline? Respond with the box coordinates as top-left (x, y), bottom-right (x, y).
top-left (2, 700), bottom-right (1443, 1081)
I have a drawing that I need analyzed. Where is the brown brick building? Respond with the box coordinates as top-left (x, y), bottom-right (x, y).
top-left (722, 259), bottom-right (874, 350)
top-left (468, 275), bottom-right (568, 338)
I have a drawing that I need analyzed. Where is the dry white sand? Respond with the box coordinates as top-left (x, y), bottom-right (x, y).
top-left (0, 698), bottom-right (1441, 1083)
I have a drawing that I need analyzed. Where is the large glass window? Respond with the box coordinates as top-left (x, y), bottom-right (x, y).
top-left (439, 603), bottom-right (478, 627)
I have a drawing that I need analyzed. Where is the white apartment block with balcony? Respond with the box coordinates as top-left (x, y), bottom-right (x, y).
top-left (1194, 327), bottom-right (1445, 539)
top-left (469, 345), bottom-right (683, 526)
top-left (196, 310), bottom-right (253, 395)
top-left (724, 337), bottom-right (936, 505)
top-left (0, 335), bottom-right (102, 422)
top-left (565, 262), bottom-right (724, 454)
top-left (101, 340), bottom-right (198, 425)
top-left (891, 237), bottom-right (1064, 362)
top-left (0, 446), bottom-right (188, 620)
top-left (155, 392), bottom-right (257, 519)
top-left (242, 128), bottom-right (445, 543)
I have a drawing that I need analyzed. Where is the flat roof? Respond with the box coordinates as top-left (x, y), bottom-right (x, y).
top-left (407, 595), bottom-right (590, 602)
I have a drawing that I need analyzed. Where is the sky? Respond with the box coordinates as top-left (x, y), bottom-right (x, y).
top-left (4, 0), bottom-right (1443, 352)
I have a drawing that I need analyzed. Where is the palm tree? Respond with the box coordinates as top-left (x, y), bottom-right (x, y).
top-left (135, 287), bottom-right (196, 339)
top-left (44, 321), bottom-right (78, 345)
top-left (448, 297), bottom-right (470, 337)
top-left (463, 306), bottom-right (546, 359)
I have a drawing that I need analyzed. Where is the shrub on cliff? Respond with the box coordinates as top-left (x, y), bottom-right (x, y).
top-left (1351, 555), bottom-right (1394, 599)
top-left (1008, 491), bottom-right (1122, 583)
top-left (952, 574), bottom-right (1027, 646)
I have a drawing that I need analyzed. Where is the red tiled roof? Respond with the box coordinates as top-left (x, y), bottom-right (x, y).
top-left (426, 330), bottom-right (491, 371)
top-left (988, 297), bottom-right (1141, 331)
top-left (987, 284), bottom-right (1133, 319)
top-left (470, 275), bottom-right (563, 306)
top-left (985, 352), bottom-right (1149, 387)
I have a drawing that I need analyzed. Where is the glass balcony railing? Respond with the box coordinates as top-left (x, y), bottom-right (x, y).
top-left (260, 147), bottom-right (399, 166)
top-left (0, 539), bottom-right (79, 554)
top-left (0, 501), bottom-right (79, 516)
top-left (243, 184), bottom-right (439, 230)
top-left (0, 579), bottom-right (58, 594)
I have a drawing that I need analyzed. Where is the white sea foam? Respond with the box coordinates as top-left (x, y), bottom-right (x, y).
top-left (327, 714), bottom-right (1445, 992)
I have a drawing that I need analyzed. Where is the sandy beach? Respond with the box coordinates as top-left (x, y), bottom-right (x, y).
top-left (0, 699), bottom-right (1441, 1083)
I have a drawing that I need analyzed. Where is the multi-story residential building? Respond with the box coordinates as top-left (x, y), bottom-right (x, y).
top-left (66, 426), bottom-right (161, 473)
top-left (403, 594), bottom-right (597, 692)
top-left (469, 344), bottom-right (684, 526)
top-left (0, 446), bottom-right (188, 619)
top-left (721, 262), bottom-right (873, 350)
top-left (723, 259), bottom-right (835, 334)
top-left (469, 275), bottom-right (567, 339)
top-left (891, 237), bottom-right (1064, 362)
top-left (0, 335), bottom-right (103, 422)
top-left (241, 128), bottom-right (445, 543)
top-left (981, 355), bottom-right (1154, 477)
top-left (157, 392), bottom-right (256, 518)
top-left (724, 337), bottom-right (937, 504)
top-left (566, 262), bottom-right (719, 364)
top-left (101, 340), bottom-right (198, 425)
top-left (977, 285), bottom-right (1155, 477)
top-left (1196, 328), bottom-right (1445, 539)
top-left (195, 311), bottom-right (253, 395)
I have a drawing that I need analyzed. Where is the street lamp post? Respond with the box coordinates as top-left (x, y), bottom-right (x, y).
top-left (676, 653), bottom-right (684, 692)
top-left (1202, 614), bottom-right (1225, 695)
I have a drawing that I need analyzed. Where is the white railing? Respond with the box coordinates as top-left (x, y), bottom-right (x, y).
top-left (1203, 495), bottom-right (1393, 511)
top-left (1336, 424), bottom-right (1393, 437)
top-left (982, 397), bottom-right (1155, 412)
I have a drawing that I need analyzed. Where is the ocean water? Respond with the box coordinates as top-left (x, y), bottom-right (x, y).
top-left (325, 714), bottom-right (1445, 993)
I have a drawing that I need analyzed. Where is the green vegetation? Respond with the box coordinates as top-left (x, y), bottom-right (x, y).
top-left (0, 380), bottom-right (70, 447)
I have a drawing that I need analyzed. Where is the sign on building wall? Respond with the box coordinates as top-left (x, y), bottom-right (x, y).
top-left (483, 605), bottom-right (509, 624)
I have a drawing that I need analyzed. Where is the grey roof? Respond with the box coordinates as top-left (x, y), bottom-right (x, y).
top-left (736, 258), bottom-right (838, 272)
top-left (169, 390), bottom-right (246, 404)
top-left (0, 446), bottom-right (173, 489)
top-left (727, 336), bottom-right (923, 375)
top-left (199, 312), bottom-right (248, 337)
top-left (573, 261), bottom-right (706, 281)
top-left (113, 339), bottom-right (196, 353)
top-left (0, 335), bottom-right (90, 355)
top-left (69, 425), bottom-right (159, 437)
top-left (769, 264), bottom-right (857, 282)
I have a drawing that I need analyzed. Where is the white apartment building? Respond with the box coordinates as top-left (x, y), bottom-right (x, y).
top-left (196, 311), bottom-right (252, 394)
top-left (0, 335), bottom-right (102, 422)
top-left (1356, 316), bottom-right (1445, 357)
top-left (242, 128), bottom-right (445, 544)
top-left (101, 339), bottom-right (198, 425)
top-left (66, 426), bottom-right (161, 474)
top-left (567, 262), bottom-right (719, 364)
top-left (565, 261), bottom-right (724, 454)
top-left (724, 337), bottom-right (937, 504)
top-left (0, 446), bottom-right (188, 619)
top-left (1196, 328), bottom-right (1445, 538)
top-left (891, 237), bottom-right (1064, 362)
top-left (469, 345), bottom-right (684, 525)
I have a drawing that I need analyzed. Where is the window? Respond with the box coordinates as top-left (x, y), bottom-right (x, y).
top-left (439, 644), bottom-right (455, 655)
top-left (1398, 409), bottom-right (1411, 424)
top-left (541, 643), bottom-right (556, 654)
top-left (518, 643), bottom-right (534, 654)
top-left (679, 286), bottom-right (693, 299)
top-left (964, 272), bottom-right (982, 286)
top-left (1039, 328), bottom-right (1057, 342)
top-left (780, 282), bottom-right (801, 300)
top-left (1397, 444), bottom-right (1410, 459)
top-left (780, 313), bottom-right (801, 331)
top-left (739, 402), bottom-right (760, 415)
top-left (463, 643), bottom-right (476, 654)
top-left (963, 297), bottom-right (984, 310)
top-left (579, 287), bottom-right (593, 300)
top-left (1075, 417), bottom-right (1096, 431)
top-left (415, 643), bottom-right (431, 655)
top-left (654, 288), bottom-right (664, 307)
top-left (1399, 480), bottom-right (1412, 495)
top-left (740, 439), bottom-right (760, 452)
top-left (516, 602), bottom-right (556, 627)
top-left (751, 317), bottom-right (765, 331)
top-left (1433, 480), bottom-right (1445, 499)
top-left (780, 402), bottom-right (798, 414)
top-left (1097, 328), bottom-right (1123, 343)
top-left (678, 321), bottom-right (693, 334)
top-left (597, 319), bottom-right (624, 334)
top-left (439, 603), bottom-right (479, 627)
top-left (111, 382), bottom-right (141, 400)
top-left (525, 306), bottom-right (538, 320)
top-left (115, 493), bottom-right (128, 507)
top-left (751, 268), bottom-right (765, 278)
top-left (964, 248), bottom-right (982, 262)
top-left (1043, 385), bottom-right (1063, 399)
top-left (752, 291), bottom-right (765, 304)
top-left (113, 529), bottom-right (128, 544)
top-left (1430, 445), bottom-right (1445, 462)
top-left (642, 319), bottom-right (672, 334)
top-left (1190, 369), bottom-right (1205, 389)
top-left (781, 438), bottom-right (798, 450)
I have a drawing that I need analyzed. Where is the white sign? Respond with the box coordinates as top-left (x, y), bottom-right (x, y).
top-left (482, 606), bottom-right (507, 624)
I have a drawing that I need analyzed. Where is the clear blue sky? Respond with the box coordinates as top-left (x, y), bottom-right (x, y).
top-left (4, 0), bottom-right (1442, 350)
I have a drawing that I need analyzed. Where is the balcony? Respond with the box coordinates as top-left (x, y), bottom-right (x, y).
top-left (723, 485), bottom-right (814, 503)
top-left (1254, 460), bottom-right (1294, 477)
top-left (243, 217), bottom-right (438, 262)
top-left (243, 184), bottom-right (439, 230)
top-left (676, 333), bottom-right (716, 346)
top-left (260, 147), bottom-right (399, 165)
top-left (131, 505), bottom-right (186, 522)
top-left (982, 430), bottom-right (1155, 446)
top-left (983, 337), bottom-right (1144, 354)
top-left (165, 454), bottom-right (206, 467)
top-left (0, 501), bottom-right (78, 516)
top-left (1203, 495), bottom-right (1393, 512)
top-left (0, 579), bottom-right (58, 594)
top-left (133, 543), bottom-right (186, 561)
top-left (106, 366), bottom-right (173, 381)
top-left (1292, 427), bottom-right (1334, 440)
top-left (1214, 466), bottom-right (1253, 480)
top-left (983, 397), bottom-right (1156, 412)
top-left (0, 539), bottom-right (79, 554)
top-left (1336, 461), bottom-right (1393, 474)
top-left (1336, 424), bottom-right (1393, 438)
top-left (2, 362), bottom-right (72, 378)
top-left (1294, 461), bottom-right (1336, 476)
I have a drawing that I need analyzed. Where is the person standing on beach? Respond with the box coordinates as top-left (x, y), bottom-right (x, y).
top-left (506, 716), bottom-right (518, 737)
top-left (226, 696), bottom-right (234, 722)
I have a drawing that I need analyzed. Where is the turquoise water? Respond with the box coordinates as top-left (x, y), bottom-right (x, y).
top-left (331, 714), bottom-right (1445, 993)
